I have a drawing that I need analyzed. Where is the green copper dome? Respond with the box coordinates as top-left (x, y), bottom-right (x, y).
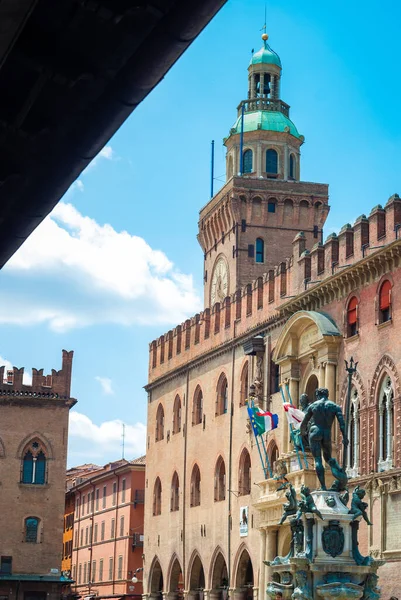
top-left (230, 110), bottom-right (302, 139)
top-left (250, 40), bottom-right (281, 68)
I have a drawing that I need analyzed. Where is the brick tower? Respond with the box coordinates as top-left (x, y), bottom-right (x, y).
top-left (199, 33), bottom-right (329, 308)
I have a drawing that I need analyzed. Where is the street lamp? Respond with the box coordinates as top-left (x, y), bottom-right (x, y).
top-left (132, 567), bottom-right (143, 584)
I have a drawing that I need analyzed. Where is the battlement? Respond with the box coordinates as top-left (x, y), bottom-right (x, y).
top-left (149, 194), bottom-right (401, 383)
top-left (0, 349), bottom-right (74, 398)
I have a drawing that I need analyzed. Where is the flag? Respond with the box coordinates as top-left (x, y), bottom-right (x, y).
top-left (255, 410), bottom-right (279, 434)
top-left (247, 405), bottom-right (278, 436)
top-left (283, 402), bottom-right (305, 429)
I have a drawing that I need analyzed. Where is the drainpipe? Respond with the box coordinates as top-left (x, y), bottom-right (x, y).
top-left (112, 473), bottom-right (120, 594)
top-left (183, 368), bottom-right (190, 590)
top-left (228, 341), bottom-right (236, 589)
top-left (88, 483), bottom-right (95, 593)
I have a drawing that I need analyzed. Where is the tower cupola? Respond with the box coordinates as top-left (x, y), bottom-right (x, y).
top-left (225, 33), bottom-right (304, 181)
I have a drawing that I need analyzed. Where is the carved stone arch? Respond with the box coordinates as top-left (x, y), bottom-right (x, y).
top-left (17, 432), bottom-right (54, 460)
top-left (0, 438), bottom-right (5, 458)
top-left (233, 543), bottom-right (254, 589)
top-left (148, 555), bottom-right (164, 594)
top-left (339, 370), bottom-right (367, 410)
top-left (166, 553), bottom-right (183, 593)
top-left (370, 354), bottom-right (401, 407)
top-left (277, 527), bottom-right (291, 557)
top-left (209, 546), bottom-right (228, 590)
top-left (187, 549), bottom-right (205, 591)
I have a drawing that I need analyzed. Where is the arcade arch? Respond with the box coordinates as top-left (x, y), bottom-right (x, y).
top-left (148, 557), bottom-right (164, 597)
top-left (234, 548), bottom-right (254, 600)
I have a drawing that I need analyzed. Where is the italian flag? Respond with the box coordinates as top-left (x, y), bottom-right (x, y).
top-left (254, 409), bottom-right (279, 436)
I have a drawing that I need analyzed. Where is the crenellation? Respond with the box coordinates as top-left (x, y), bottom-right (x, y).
top-left (353, 214), bottom-right (369, 260)
top-left (369, 203), bottom-right (386, 242)
top-left (324, 232), bottom-right (339, 273)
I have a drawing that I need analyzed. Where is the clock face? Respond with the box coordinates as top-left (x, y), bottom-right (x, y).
top-left (210, 257), bottom-right (229, 306)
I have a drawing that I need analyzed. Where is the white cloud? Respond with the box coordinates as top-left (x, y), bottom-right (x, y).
top-left (86, 145), bottom-right (114, 171)
top-left (0, 354), bottom-right (32, 385)
top-left (2, 201), bottom-right (201, 331)
top-left (95, 376), bottom-right (114, 395)
top-left (68, 411), bottom-right (146, 465)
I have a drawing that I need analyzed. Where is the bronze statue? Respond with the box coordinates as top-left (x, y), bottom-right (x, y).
top-left (278, 484), bottom-right (297, 525)
top-left (300, 388), bottom-right (349, 490)
top-left (293, 393), bottom-right (311, 452)
top-left (295, 484), bottom-right (324, 521)
top-left (349, 486), bottom-right (372, 525)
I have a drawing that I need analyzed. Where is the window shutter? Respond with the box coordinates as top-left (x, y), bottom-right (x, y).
top-left (347, 297), bottom-right (358, 325)
top-left (241, 219), bottom-right (246, 232)
top-left (380, 280), bottom-right (391, 310)
top-left (248, 244), bottom-right (254, 258)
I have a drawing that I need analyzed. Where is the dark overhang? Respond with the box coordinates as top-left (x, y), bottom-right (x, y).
top-left (0, 0), bottom-right (226, 268)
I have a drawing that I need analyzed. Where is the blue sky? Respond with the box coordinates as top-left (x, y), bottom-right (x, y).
top-left (1, 0), bottom-right (400, 466)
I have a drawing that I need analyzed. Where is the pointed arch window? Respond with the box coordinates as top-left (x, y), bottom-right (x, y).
top-left (170, 472), bottom-right (179, 512)
top-left (255, 238), bottom-right (264, 263)
top-left (243, 150), bottom-right (253, 174)
top-left (347, 296), bottom-right (359, 337)
top-left (379, 280), bottom-right (392, 323)
top-left (25, 517), bottom-right (39, 543)
top-left (238, 449), bottom-right (251, 495)
top-left (214, 457), bottom-right (226, 501)
top-left (192, 386), bottom-right (203, 426)
top-left (345, 389), bottom-right (360, 478)
top-left (378, 376), bottom-right (394, 472)
top-left (153, 477), bottom-right (162, 516)
top-left (239, 362), bottom-right (249, 407)
top-left (22, 440), bottom-right (47, 485)
top-left (172, 395), bottom-right (181, 435)
top-left (155, 404), bottom-right (164, 442)
top-left (266, 149), bottom-right (278, 176)
top-left (216, 374), bottom-right (228, 416)
top-left (190, 465), bottom-right (201, 507)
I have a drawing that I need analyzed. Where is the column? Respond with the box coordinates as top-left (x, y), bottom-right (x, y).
top-left (325, 361), bottom-right (336, 403)
top-left (283, 145), bottom-right (289, 180)
top-left (265, 528), bottom-right (278, 587)
top-left (256, 143), bottom-right (261, 178)
top-left (378, 404), bottom-right (384, 465)
top-left (260, 74), bottom-right (264, 101)
top-left (386, 396), bottom-right (393, 467)
top-left (353, 405), bottom-right (359, 474)
top-left (258, 528), bottom-right (266, 600)
top-left (318, 362), bottom-right (326, 388)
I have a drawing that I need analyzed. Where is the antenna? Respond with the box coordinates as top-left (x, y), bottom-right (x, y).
top-left (210, 140), bottom-right (215, 198)
top-left (122, 423), bottom-right (125, 459)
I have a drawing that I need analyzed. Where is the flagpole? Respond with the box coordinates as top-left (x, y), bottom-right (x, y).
top-left (255, 433), bottom-right (268, 479)
top-left (280, 384), bottom-right (303, 470)
top-left (247, 399), bottom-right (268, 479)
top-left (250, 399), bottom-right (273, 478)
top-left (343, 357), bottom-right (358, 471)
top-left (284, 382), bottom-right (309, 469)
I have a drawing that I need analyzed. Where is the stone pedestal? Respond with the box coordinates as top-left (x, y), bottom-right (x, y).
top-left (265, 491), bottom-right (383, 599)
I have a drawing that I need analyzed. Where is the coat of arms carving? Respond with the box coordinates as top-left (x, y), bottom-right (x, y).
top-left (322, 520), bottom-right (344, 558)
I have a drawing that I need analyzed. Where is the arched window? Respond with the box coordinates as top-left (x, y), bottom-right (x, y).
top-left (240, 362), bottom-right (249, 407)
top-left (266, 149), bottom-right (278, 175)
top-left (155, 404), bottom-right (164, 442)
top-left (345, 389), bottom-right (360, 478)
top-left (243, 150), bottom-right (253, 174)
top-left (255, 238), bottom-right (264, 263)
top-left (170, 472), bottom-right (179, 512)
top-left (269, 441), bottom-right (279, 474)
top-left (378, 376), bottom-right (394, 472)
top-left (289, 154), bottom-right (295, 179)
top-left (347, 296), bottom-right (359, 337)
top-left (190, 464), bottom-right (201, 507)
top-left (22, 440), bottom-right (47, 485)
top-left (379, 280), bottom-right (392, 323)
top-left (238, 449), bottom-right (251, 495)
top-left (192, 386), bottom-right (203, 426)
top-left (216, 374), bottom-right (228, 416)
top-left (153, 477), bottom-right (162, 516)
top-left (214, 456), bottom-right (226, 501)
top-left (25, 517), bottom-right (39, 543)
top-left (172, 395), bottom-right (181, 435)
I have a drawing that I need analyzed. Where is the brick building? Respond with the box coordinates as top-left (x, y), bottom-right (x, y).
top-left (70, 458), bottom-right (146, 600)
top-left (143, 33), bottom-right (401, 600)
top-left (0, 350), bottom-right (76, 600)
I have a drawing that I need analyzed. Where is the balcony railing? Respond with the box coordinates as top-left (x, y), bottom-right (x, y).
top-left (237, 98), bottom-right (290, 118)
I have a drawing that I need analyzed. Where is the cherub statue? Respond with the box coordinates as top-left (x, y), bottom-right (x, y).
top-left (295, 484), bottom-right (324, 521)
top-left (349, 486), bottom-right (372, 525)
top-left (279, 484), bottom-right (297, 525)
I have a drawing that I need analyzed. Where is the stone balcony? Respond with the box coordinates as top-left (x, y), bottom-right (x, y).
top-left (237, 98), bottom-right (290, 118)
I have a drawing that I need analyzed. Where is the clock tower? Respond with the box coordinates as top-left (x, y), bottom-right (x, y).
top-left (198, 33), bottom-right (329, 309)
